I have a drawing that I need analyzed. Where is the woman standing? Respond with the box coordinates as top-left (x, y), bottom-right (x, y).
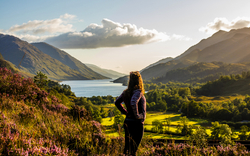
top-left (115, 71), bottom-right (146, 156)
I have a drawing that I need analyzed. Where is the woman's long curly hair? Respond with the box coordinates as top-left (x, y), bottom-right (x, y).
top-left (124, 71), bottom-right (145, 98)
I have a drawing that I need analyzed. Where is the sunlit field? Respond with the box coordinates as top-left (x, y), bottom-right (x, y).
top-left (102, 111), bottom-right (211, 139)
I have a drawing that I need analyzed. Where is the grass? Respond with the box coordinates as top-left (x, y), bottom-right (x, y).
top-left (191, 95), bottom-right (245, 104)
top-left (102, 111), bottom-right (210, 140)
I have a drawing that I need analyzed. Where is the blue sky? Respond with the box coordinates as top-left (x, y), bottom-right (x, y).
top-left (1, 0), bottom-right (250, 73)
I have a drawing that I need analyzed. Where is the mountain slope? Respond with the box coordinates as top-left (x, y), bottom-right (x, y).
top-left (0, 52), bottom-right (17, 73)
top-left (177, 28), bottom-right (250, 63)
top-left (140, 27), bottom-right (250, 81)
top-left (175, 28), bottom-right (250, 61)
top-left (140, 57), bottom-right (173, 73)
top-left (31, 42), bottom-right (107, 79)
top-left (85, 63), bottom-right (125, 79)
top-left (0, 34), bottom-right (106, 80)
top-left (141, 59), bottom-right (196, 80)
top-left (154, 62), bottom-right (250, 83)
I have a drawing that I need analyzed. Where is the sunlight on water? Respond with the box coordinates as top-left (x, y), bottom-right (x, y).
top-left (60, 79), bottom-right (127, 97)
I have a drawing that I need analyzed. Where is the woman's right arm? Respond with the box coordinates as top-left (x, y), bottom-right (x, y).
top-left (115, 93), bottom-right (128, 115)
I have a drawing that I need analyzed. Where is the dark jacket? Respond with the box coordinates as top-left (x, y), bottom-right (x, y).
top-left (115, 89), bottom-right (146, 123)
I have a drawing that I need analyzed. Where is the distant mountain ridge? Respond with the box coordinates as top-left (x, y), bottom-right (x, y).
top-left (0, 34), bottom-right (107, 80)
top-left (85, 63), bottom-right (125, 79)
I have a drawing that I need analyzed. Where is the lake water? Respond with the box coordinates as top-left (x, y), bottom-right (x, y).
top-left (60, 79), bottom-right (127, 97)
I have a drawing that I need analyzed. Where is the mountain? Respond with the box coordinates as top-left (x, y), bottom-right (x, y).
top-left (141, 59), bottom-right (196, 80)
top-left (0, 34), bottom-right (107, 80)
top-left (0, 52), bottom-right (34, 77)
top-left (176, 28), bottom-right (250, 63)
top-left (31, 42), bottom-right (107, 79)
top-left (140, 57), bottom-right (173, 72)
top-left (113, 27), bottom-right (250, 85)
top-left (154, 62), bottom-right (250, 83)
top-left (113, 59), bottom-right (196, 84)
top-left (85, 63), bottom-right (125, 79)
top-left (175, 28), bottom-right (250, 61)
top-left (141, 27), bottom-right (250, 81)
top-left (112, 75), bottom-right (128, 86)
top-left (0, 52), bottom-right (17, 73)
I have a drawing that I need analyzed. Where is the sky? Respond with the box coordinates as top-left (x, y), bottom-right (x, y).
top-left (1, 0), bottom-right (250, 74)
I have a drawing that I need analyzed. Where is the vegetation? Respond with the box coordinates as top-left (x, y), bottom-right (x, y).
top-left (154, 62), bottom-right (250, 84)
top-left (2, 67), bottom-right (250, 155)
top-left (196, 71), bottom-right (250, 96)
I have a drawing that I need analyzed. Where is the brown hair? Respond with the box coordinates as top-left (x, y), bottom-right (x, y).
top-left (124, 71), bottom-right (145, 97)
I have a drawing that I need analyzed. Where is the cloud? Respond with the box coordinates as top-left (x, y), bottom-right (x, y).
top-left (60, 13), bottom-right (76, 19)
top-left (17, 34), bottom-right (54, 43)
top-left (171, 34), bottom-right (192, 41)
top-left (45, 18), bottom-right (170, 49)
top-left (7, 13), bottom-right (75, 35)
top-left (199, 17), bottom-right (250, 34)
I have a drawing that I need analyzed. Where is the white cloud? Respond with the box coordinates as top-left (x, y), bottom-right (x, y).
top-left (171, 34), bottom-right (192, 41)
top-left (60, 13), bottom-right (76, 19)
top-left (17, 34), bottom-right (55, 42)
top-left (6, 14), bottom-right (75, 35)
top-left (45, 18), bottom-right (171, 49)
top-left (199, 17), bottom-right (250, 34)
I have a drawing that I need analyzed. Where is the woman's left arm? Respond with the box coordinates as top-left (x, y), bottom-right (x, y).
top-left (131, 90), bottom-right (144, 119)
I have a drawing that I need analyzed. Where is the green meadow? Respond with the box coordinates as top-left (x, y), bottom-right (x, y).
top-left (102, 111), bottom-right (211, 139)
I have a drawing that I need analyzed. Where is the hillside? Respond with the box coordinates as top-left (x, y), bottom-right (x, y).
top-left (139, 27), bottom-right (250, 82)
top-left (154, 62), bottom-right (250, 83)
top-left (140, 57), bottom-right (173, 72)
top-left (112, 75), bottom-right (128, 85)
top-left (175, 28), bottom-right (250, 61)
top-left (0, 34), bottom-right (106, 80)
top-left (141, 59), bottom-right (196, 80)
top-left (31, 42), bottom-right (107, 79)
top-left (0, 53), bottom-right (17, 73)
top-left (196, 72), bottom-right (250, 96)
top-left (85, 63), bottom-right (125, 79)
top-left (0, 67), bottom-right (120, 155)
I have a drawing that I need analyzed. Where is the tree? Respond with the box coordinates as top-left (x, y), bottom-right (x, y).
top-left (210, 122), bottom-right (234, 146)
top-left (189, 126), bottom-right (207, 148)
top-left (239, 125), bottom-right (249, 140)
top-left (152, 119), bottom-right (163, 133)
top-left (178, 87), bottom-right (191, 97)
top-left (92, 109), bottom-right (102, 123)
top-left (166, 117), bottom-right (171, 132)
top-left (180, 116), bottom-right (188, 126)
top-left (113, 114), bottom-right (124, 130)
top-left (181, 124), bottom-right (193, 136)
top-left (34, 71), bottom-right (48, 88)
top-left (100, 107), bottom-right (108, 118)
